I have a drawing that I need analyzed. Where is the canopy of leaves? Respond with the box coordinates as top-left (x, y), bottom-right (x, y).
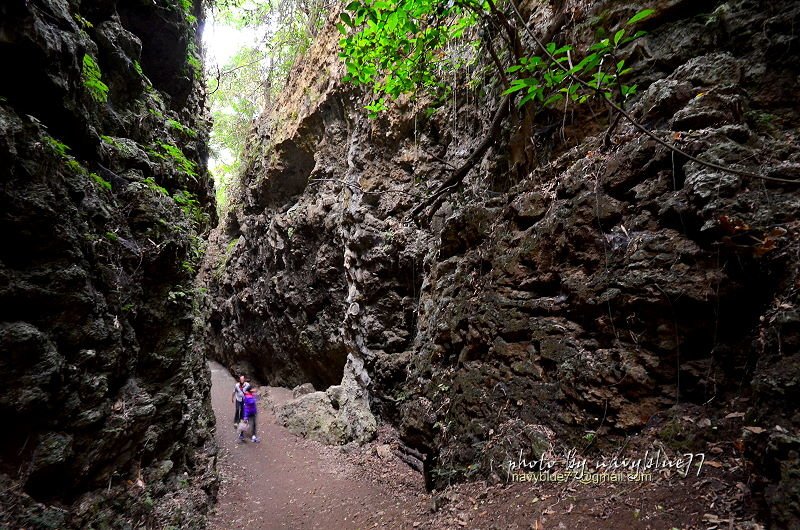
top-left (502, 11), bottom-right (650, 109)
top-left (338, 1), bottom-right (653, 115)
top-left (338, 0), bottom-right (484, 115)
top-left (206, 0), bottom-right (329, 211)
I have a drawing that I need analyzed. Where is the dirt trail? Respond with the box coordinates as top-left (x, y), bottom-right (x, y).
top-left (208, 362), bottom-right (754, 529)
top-left (207, 362), bottom-right (430, 529)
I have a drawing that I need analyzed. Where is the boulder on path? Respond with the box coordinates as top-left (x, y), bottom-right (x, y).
top-left (277, 391), bottom-right (343, 444)
top-left (277, 356), bottom-right (376, 445)
top-left (292, 382), bottom-right (316, 398)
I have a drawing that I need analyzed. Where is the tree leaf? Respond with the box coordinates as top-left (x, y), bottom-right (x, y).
top-left (518, 91), bottom-right (537, 106)
top-left (627, 8), bottom-right (654, 25)
top-left (543, 93), bottom-right (564, 107)
top-left (502, 82), bottom-right (528, 95)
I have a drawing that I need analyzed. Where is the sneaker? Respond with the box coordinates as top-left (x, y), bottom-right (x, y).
top-left (252, 436), bottom-right (260, 443)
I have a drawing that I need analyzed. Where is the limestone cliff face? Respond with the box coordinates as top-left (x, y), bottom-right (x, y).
top-left (202, 0), bottom-right (800, 526)
top-left (0, 0), bottom-right (216, 527)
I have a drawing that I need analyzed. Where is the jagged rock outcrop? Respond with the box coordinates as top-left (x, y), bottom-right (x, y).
top-left (201, 0), bottom-right (800, 526)
top-left (0, 0), bottom-right (216, 527)
top-left (277, 355), bottom-right (377, 444)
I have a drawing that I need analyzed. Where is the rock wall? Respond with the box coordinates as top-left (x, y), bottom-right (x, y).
top-left (0, 0), bottom-right (216, 527)
top-left (201, 0), bottom-right (800, 526)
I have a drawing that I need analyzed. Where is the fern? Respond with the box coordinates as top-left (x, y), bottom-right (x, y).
top-left (82, 54), bottom-right (109, 103)
top-left (147, 142), bottom-right (198, 180)
top-left (166, 118), bottom-right (198, 138)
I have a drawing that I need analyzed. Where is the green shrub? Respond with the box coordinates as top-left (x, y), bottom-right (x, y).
top-left (502, 10), bottom-right (652, 106)
top-left (73, 14), bottom-right (93, 29)
top-left (44, 135), bottom-right (111, 190)
top-left (160, 142), bottom-right (198, 178)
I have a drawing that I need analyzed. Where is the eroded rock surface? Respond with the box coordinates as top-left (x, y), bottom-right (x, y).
top-left (0, 0), bottom-right (216, 527)
top-left (277, 355), bottom-right (377, 444)
top-left (201, 0), bottom-right (800, 526)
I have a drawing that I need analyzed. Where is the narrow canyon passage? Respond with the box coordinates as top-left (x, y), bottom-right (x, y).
top-left (2, 0), bottom-right (798, 527)
top-left (207, 362), bottom-right (429, 529)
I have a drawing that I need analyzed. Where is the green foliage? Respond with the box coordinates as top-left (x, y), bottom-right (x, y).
top-left (626, 8), bottom-right (655, 25)
top-left (181, 235), bottom-right (207, 274)
top-left (44, 135), bottom-right (111, 190)
top-left (187, 50), bottom-right (202, 78)
top-left (91, 172), bottom-right (112, 190)
top-left (161, 142), bottom-right (197, 177)
top-left (44, 136), bottom-right (71, 158)
top-left (206, 0), bottom-right (327, 213)
top-left (338, 1), bottom-right (652, 115)
top-left (167, 119), bottom-right (199, 138)
top-left (168, 287), bottom-right (191, 306)
top-left (225, 237), bottom-right (239, 256)
top-left (148, 142), bottom-right (198, 179)
top-left (502, 10), bottom-right (651, 107)
top-left (81, 54), bottom-right (109, 103)
top-left (100, 135), bottom-right (124, 150)
top-left (338, 0), bottom-right (481, 117)
top-left (142, 493), bottom-right (154, 510)
top-left (143, 176), bottom-right (169, 196)
top-left (66, 159), bottom-right (86, 174)
top-left (209, 45), bottom-right (261, 150)
top-left (101, 134), bottom-right (142, 159)
top-left (214, 237), bottom-right (240, 278)
top-left (133, 60), bottom-right (144, 77)
top-left (207, 44), bottom-right (262, 213)
top-left (142, 175), bottom-right (208, 232)
top-left (179, 0), bottom-right (198, 24)
top-left (174, 189), bottom-right (210, 228)
top-left (73, 13), bottom-right (93, 29)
